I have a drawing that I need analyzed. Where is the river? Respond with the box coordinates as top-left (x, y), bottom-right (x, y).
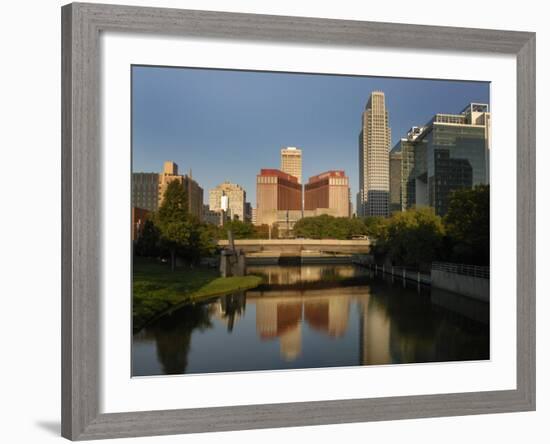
top-left (132, 264), bottom-right (489, 376)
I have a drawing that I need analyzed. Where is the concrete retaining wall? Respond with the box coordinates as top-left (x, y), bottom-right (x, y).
top-left (431, 287), bottom-right (489, 324)
top-left (431, 269), bottom-right (489, 302)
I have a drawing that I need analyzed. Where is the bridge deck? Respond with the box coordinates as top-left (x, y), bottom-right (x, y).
top-left (218, 238), bottom-right (371, 255)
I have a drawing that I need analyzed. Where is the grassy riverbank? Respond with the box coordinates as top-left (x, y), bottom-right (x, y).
top-left (133, 258), bottom-right (262, 332)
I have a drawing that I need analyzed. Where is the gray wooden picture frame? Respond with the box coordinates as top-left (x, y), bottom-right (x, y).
top-left (61, 2), bottom-right (536, 440)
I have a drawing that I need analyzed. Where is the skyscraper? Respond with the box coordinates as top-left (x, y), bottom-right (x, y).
top-left (358, 91), bottom-right (391, 217)
top-left (280, 147), bottom-right (302, 184)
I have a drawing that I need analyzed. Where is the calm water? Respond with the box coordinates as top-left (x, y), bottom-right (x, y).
top-left (132, 264), bottom-right (489, 376)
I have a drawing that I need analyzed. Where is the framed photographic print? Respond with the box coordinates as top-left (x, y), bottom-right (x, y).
top-left (61, 2), bottom-right (536, 440)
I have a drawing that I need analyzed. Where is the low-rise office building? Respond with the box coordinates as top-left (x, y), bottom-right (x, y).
top-left (203, 205), bottom-right (222, 225)
top-left (208, 181), bottom-right (247, 222)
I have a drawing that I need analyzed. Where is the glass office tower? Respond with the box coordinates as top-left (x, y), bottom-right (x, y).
top-left (395, 104), bottom-right (490, 217)
top-left (393, 126), bottom-right (428, 212)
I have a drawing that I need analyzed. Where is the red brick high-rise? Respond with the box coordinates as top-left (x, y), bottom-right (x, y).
top-left (256, 169), bottom-right (302, 227)
top-left (304, 170), bottom-right (350, 218)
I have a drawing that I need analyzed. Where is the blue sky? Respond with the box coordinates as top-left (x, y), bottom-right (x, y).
top-left (132, 66), bottom-right (489, 207)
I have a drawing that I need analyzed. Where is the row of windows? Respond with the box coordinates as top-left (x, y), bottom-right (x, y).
top-left (258, 176), bottom-right (278, 184)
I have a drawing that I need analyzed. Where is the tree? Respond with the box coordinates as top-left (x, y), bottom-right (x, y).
top-left (212, 220), bottom-right (282, 240)
top-left (196, 222), bottom-right (222, 256)
top-left (293, 214), bottom-right (369, 240)
top-left (220, 220), bottom-right (256, 239)
top-left (155, 180), bottom-right (194, 271)
top-left (187, 222), bottom-right (220, 261)
top-left (362, 216), bottom-right (388, 240)
top-left (253, 224), bottom-right (278, 239)
top-left (347, 217), bottom-right (370, 238)
top-left (444, 185), bottom-right (490, 265)
top-left (293, 215), bottom-right (334, 239)
top-left (383, 208), bottom-right (445, 269)
top-left (134, 219), bottom-right (160, 257)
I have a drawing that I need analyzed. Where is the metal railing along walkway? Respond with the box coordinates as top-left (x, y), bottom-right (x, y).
top-left (432, 262), bottom-right (490, 279)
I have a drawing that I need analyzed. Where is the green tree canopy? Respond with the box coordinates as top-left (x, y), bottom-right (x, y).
top-left (382, 207), bottom-right (445, 269)
top-left (293, 214), bottom-right (368, 240)
top-left (155, 180), bottom-right (194, 270)
top-left (212, 220), bottom-right (279, 240)
top-left (444, 185), bottom-right (490, 265)
top-left (220, 220), bottom-right (256, 240)
top-left (362, 216), bottom-right (388, 240)
top-left (253, 224), bottom-right (279, 239)
top-left (134, 219), bottom-right (160, 257)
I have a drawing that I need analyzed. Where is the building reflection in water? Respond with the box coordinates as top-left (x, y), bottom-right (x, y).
top-left (359, 293), bottom-right (391, 365)
top-left (208, 291), bottom-right (246, 332)
top-left (253, 290), bottom-right (352, 361)
top-left (248, 264), bottom-right (363, 286)
top-left (132, 265), bottom-right (489, 376)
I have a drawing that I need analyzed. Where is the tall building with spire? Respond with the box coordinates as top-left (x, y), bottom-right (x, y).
top-left (358, 91), bottom-right (391, 217)
top-left (280, 146), bottom-right (302, 184)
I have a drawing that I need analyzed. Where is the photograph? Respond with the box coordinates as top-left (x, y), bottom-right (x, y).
top-left (0, 0), bottom-right (541, 442)
top-left (131, 65), bottom-right (491, 376)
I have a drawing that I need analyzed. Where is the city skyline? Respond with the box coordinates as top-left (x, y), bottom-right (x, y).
top-left (132, 66), bottom-right (490, 208)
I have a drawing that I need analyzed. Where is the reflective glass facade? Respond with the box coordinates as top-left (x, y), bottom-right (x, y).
top-left (389, 150), bottom-right (402, 214)
top-left (390, 105), bottom-right (490, 217)
top-left (424, 123), bottom-right (487, 215)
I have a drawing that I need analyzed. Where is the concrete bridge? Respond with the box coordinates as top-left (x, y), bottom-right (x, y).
top-left (217, 238), bottom-right (371, 254)
top-left (217, 239), bottom-right (371, 265)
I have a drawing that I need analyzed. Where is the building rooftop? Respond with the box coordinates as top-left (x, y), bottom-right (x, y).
top-left (258, 168), bottom-right (299, 183)
top-left (211, 181), bottom-right (245, 190)
top-left (307, 170), bottom-right (347, 183)
top-left (281, 146), bottom-right (301, 154)
top-left (416, 102), bottom-right (490, 138)
top-left (460, 102), bottom-right (489, 115)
